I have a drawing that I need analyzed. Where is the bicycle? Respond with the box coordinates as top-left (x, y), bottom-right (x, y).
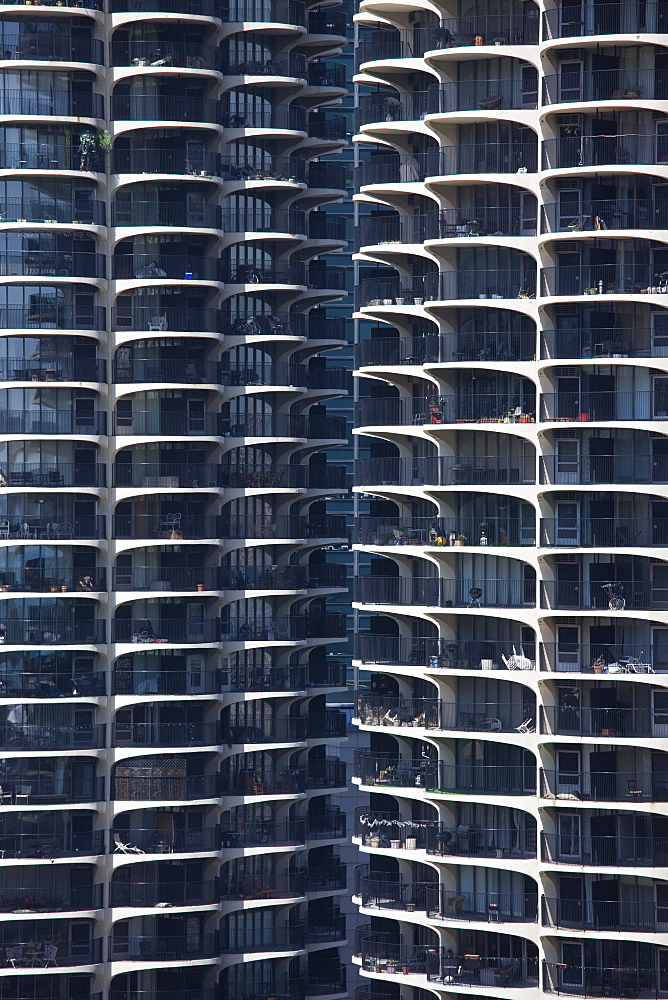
top-left (601, 582), bottom-right (625, 611)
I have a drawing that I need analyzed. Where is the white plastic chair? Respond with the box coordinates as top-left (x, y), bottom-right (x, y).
top-left (41, 945), bottom-right (58, 967)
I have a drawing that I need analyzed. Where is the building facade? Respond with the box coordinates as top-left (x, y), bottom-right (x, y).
top-left (352, 5), bottom-right (668, 1000)
top-left (0, 1), bottom-right (351, 997)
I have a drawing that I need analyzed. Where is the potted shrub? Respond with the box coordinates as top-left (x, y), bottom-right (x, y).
top-left (454, 534), bottom-right (466, 546)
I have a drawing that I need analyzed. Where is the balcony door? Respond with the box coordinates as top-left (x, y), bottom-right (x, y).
top-left (558, 61), bottom-right (583, 103)
top-left (557, 812), bottom-right (581, 859)
top-left (652, 564), bottom-right (668, 610)
top-left (653, 377), bottom-right (668, 419)
top-left (556, 625), bottom-right (579, 671)
top-left (561, 941), bottom-right (584, 986)
top-left (557, 749), bottom-right (580, 795)
top-left (555, 438), bottom-right (579, 484)
top-left (653, 628), bottom-right (668, 673)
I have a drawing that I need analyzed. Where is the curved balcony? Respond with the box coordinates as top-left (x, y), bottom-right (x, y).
top-left (0, 90), bottom-right (104, 118)
top-left (111, 201), bottom-right (222, 229)
top-left (429, 78), bottom-right (538, 114)
top-left (357, 576), bottom-right (536, 609)
top-left (110, 932), bottom-right (218, 962)
top-left (111, 41), bottom-right (223, 71)
top-left (0, 722), bottom-right (105, 751)
top-left (112, 463), bottom-right (221, 488)
top-left (1, 664), bottom-right (105, 697)
top-left (113, 411), bottom-right (225, 437)
top-left (113, 666), bottom-right (222, 696)
top-left (222, 922), bottom-right (305, 953)
top-left (223, 52), bottom-right (306, 79)
top-left (542, 133), bottom-right (667, 170)
top-left (543, 69), bottom-right (656, 106)
top-left (307, 806), bottom-right (346, 840)
top-left (220, 871), bottom-right (306, 899)
top-left (224, 611), bottom-right (347, 641)
top-left (225, 310), bottom-right (304, 337)
top-left (220, 206), bottom-right (306, 234)
top-left (0, 305), bottom-right (104, 332)
top-left (356, 516), bottom-right (534, 548)
top-left (113, 305), bottom-right (221, 334)
top-left (308, 62), bottom-right (346, 88)
top-left (540, 642), bottom-right (652, 674)
top-left (306, 709), bottom-right (346, 739)
top-left (0, 197), bottom-right (105, 226)
top-left (541, 831), bottom-right (667, 866)
top-left (110, 879), bottom-right (217, 908)
top-left (0, 882), bottom-right (103, 914)
top-left (221, 818), bottom-right (305, 848)
top-left (228, 661), bottom-right (305, 691)
top-left (357, 455), bottom-right (536, 488)
top-left (309, 213), bottom-right (347, 241)
top-left (112, 147), bottom-right (221, 177)
top-left (221, 716), bottom-right (306, 743)
top-left (307, 857), bottom-right (346, 890)
top-left (541, 579), bottom-right (659, 612)
top-left (542, 199), bottom-right (666, 233)
top-left (542, 2), bottom-right (667, 38)
top-left (308, 9), bottom-right (346, 34)
top-left (223, 104), bottom-right (307, 131)
top-left (0, 251), bottom-right (104, 279)
top-left (356, 91), bottom-right (428, 130)
top-left (308, 112), bottom-right (347, 140)
top-left (111, 619), bottom-right (220, 644)
top-left (355, 633), bottom-right (536, 671)
top-left (358, 269), bottom-right (535, 307)
top-left (307, 313), bottom-right (347, 341)
top-left (425, 821), bottom-right (537, 859)
top-left (307, 660), bottom-right (347, 688)
top-left (221, 564), bottom-right (346, 590)
top-left (356, 394), bottom-right (535, 427)
top-left (356, 329), bottom-right (536, 366)
top-left (221, 462), bottom-right (347, 490)
top-left (0, 515), bottom-right (105, 540)
top-left (112, 827), bottom-right (220, 854)
top-left (306, 756), bottom-right (346, 790)
top-left (0, 932), bottom-right (102, 967)
top-left (354, 752), bottom-right (536, 795)
top-left (356, 693), bottom-right (532, 733)
top-left (541, 391), bottom-right (664, 422)
top-left (0, 138), bottom-right (102, 173)
top-left (222, 153), bottom-right (305, 183)
top-left (541, 517), bottom-right (668, 548)
top-left (308, 161), bottom-right (347, 190)
top-left (112, 254), bottom-right (221, 281)
top-left (540, 451), bottom-right (668, 486)
top-left (221, 513), bottom-right (346, 539)
top-left (0, 775), bottom-right (104, 804)
top-left (223, 0), bottom-right (306, 24)
top-left (308, 264), bottom-right (347, 290)
top-left (540, 769), bottom-right (668, 801)
top-left (111, 94), bottom-right (223, 124)
top-left (0, 411), bottom-right (106, 436)
top-left (113, 513), bottom-right (220, 538)
top-left (0, 561), bottom-right (102, 592)
top-left (0, 359), bottom-right (105, 384)
top-left (542, 895), bottom-right (665, 931)
top-left (0, 619), bottom-right (105, 645)
top-left (541, 705), bottom-right (658, 738)
top-left (306, 910), bottom-right (345, 944)
top-left (359, 940), bottom-right (537, 986)
top-left (111, 772), bottom-right (219, 802)
top-left (222, 767), bottom-right (306, 795)
top-left (112, 722), bottom-right (219, 747)
top-left (540, 323), bottom-right (653, 360)
top-left (2, 36), bottom-right (104, 65)
top-left (112, 358), bottom-right (218, 385)
top-left (5, 0), bottom-right (103, 7)
top-left (223, 262), bottom-right (306, 285)
top-left (542, 265), bottom-right (653, 297)
top-left (0, 830), bottom-right (105, 860)
top-left (543, 962), bottom-right (656, 998)
top-left (359, 877), bottom-right (537, 923)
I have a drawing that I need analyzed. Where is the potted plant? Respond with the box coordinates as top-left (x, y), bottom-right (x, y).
top-left (454, 534), bottom-right (466, 546)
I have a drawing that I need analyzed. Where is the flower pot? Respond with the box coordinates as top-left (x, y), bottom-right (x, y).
top-left (61, 585), bottom-right (68, 592)
top-left (387, 965), bottom-right (396, 974)
top-left (197, 583), bottom-right (204, 591)
top-left (413, 297), bottom-right (423, 304)
top-left (390, 839), bottom-right (400, 849)
top-left (382, 299), bottom-right (393, 305)
top-left (406, 902), bottom-right (416, 911)
top-left (405, 837), bottom-right (417, 850)
top-left (402, 967), bottom-right (409, 975)
top-left (454, 539), bottom-right (463, 546)
top-left (395, 297), bottom-right (404, 304)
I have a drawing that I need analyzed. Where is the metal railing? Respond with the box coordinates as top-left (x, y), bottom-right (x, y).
top-left (541, 326), bottom-right (653, 360)
top-left (356, 515), bottom-right (533, 547)
top-left (357, 693), bottom-right (532, 733)
top-left (541, 390), bottom-right (664, 421)
top-left (356, 91), bottom-right (429, 128)
top-left (541, 517), bottom-right (668, 547)
top-left (0, 670), bottom-right (105, 697)
top-left (113, 721), bottom-right (219, 747)
top-left (112, 305), bottom-right (221, 333)
top-left (110, 880), bottom-right (217, 907)
top-left (0, 776), bottom-right (105, 804)
top-left (0, 619), bottom-right (105, 645)
top-left (543, 68), bottom-right (656, 104)
top-left (221, 767), bottom-right (305, 796)
top-left (223, 52), bottom-right (306, 78)
top-left (112, 94), bottom-right (223, 123)
top-left (308, 161), bottom-right (348, 189)
top-left (0, 251), bottom-right (104, 279)
top-left (306, 807), bottom-right (346, 840)
top-left (220, 871), bottom-right (306, 899)
top-left (306, 757), bottom-right (346, 789)
top-left (112, 148), bottom-right (221, 177)
top-left (223, 104), bottom-right (307, 131)
top-left (113, 254), bottom-right (221, 281)
top-left (0, 937), bottom-right (102, 966)
top-left (359, 878), bottom-right (537, 922)
top-left (541, 705), bottom-right (657, 737)
top-left (222, 923), bottom-right (305, 953)
top-left (112, 773), bottom-right (219, 801)
top-left (541, 579), bottom-right (659, 611)
top-left (111, 933), bottom-right (218, 961)
top-left (305, 911), bottom-right (346, 943)
top-left (113, 668), bottom-right (222, 696)
top-left (542, 264), bottom-right (658, 296)
top-left (113, 513), bottom-right (222, 538)
top-left (306, 660), bottom-right (348, 687)
top-left (355, 634), bottom-right (537, 671)
top-left (308, 9), bottom-right (347, 33)
top-left (426, 822), bottom-right (537, 858)
top-left (429, 78), bottom-right (538, 113)
top-left (356, 575), bottom-right (536, 608)
top-left (223, 263), bottom-right (306, 285)
top-left (542, 133), bottom-right (668, 170)
top-left (221, 463), bottom-right (347, 490)
top-left (222, 153), bottom-right (305, 182)
top-left (356, 393), bottom-right (535, 426)
top-left (541, 453), bottom-right (668, 485)
top-left (219, 207), bottom-right (306, 233)
top-left (541, 832), bottom-right (668, 866)
top-left (308, 62), bottom-right (346, 88)
top-left (111, 40), bottom-right (223, 70)
top-left (0, 198), bottom-right (105, 226)
top-left (306, 709), bottom-right (347, 738)
top-left (357, 454), bottom-right (536, 488)
top-left (111, 201), bottom-right (222, 229)
top-left (0, 830), bottom-right (105, 860)
top-left (543, 962), bottom-right (656, 998)
top-left (224, 310), bottom-right (305, 337)
top-left (541, 769), bottom-right (668, 801)
top-left (543, 895), bottom-right (668, 931)
top-left (0, 305), bottom-right (104, 332)
top-left (223, 612), bottom-right (347, 641)
top-left (356, 330), bottom-right (536, 365)
top-left (0, 90), bottom-right (103, 118)
top-left (0, 410), bottom-right (106, 435)
top-left (540, 643), bottom-right (653, 674)
top-left (0, 358), bottom-right (104, 383)
top-left (0, 723), bottom-right (104, 751)
top-left (111, 619), bottom-right (220, 644)
top-left (542, 2), bottom-right (668, 38)
top-left (112, 462), bottom-right (222, 488)
top-left (221, 818), bottom-right (305, 848)
top-left (542, 199), bottom-right (665, 233)
top-left (221, 716), bottom-right (306, 743)
top-left (222, 0), bottom-right (305, 24)
top-left (355, 752), bottom-right (536, 794)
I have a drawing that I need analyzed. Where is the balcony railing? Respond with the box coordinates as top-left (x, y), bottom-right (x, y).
top-left (0, 141), bottom-right (99, 173)
top-left (114, 411), bottom-right (226, 436)
top-left (307, 859), bottom-right (346, 890)
top-left (113, 305), bottom-right (221, 333)
top-left (306, 807), bottom-right (346, 840)
top-left (357, 270), bottom-right (535, 306)
top-left (0, 723), bottom-right (104, 751)
top-left (543, 264), bottom-right (654, 297)
top-left (355, 633), bottom-right (536, 671)
top-left (219, 206), bottom-right (306, 234)
top-left (113, 514), bottom-right (222, 539)
top-left (542, 2), bottom-right (668, 38)
top-left (0, 251), bottom-right (105, 279)
top-left (426, 822), bottom-right (537, 859)
top-left (113, 827), bottom-right (220, 854)
top-left (306, 112), bottom-right (347, 142)
top-left (355, 752), bottom-right (536, 795)
top-left (222, 564), bottom-right (345, 592)
top-left (359, 940), bottom-right (537, 987)
top-left (223, 263), bottom-right (306, 285)
top-left (112, 773), bottom-right (219, 802)
top-left (222, 0), bottom-right (306, 24)
top-left (356, 516), bottom-right (534, 547)
top-left (112, 148), bottom-right (222, 178)
top-left (0, 619), bottom-right (105, 645)
top-left (356, 393), bottom-right (535, 427)
top-left (112, 94), bottom-right (223, 124)
top-left (225, 310), bottom-right (305, 337)
top-left (0, 883), bottom-right (103, 913)
top-left (542, 199), bottom-right (665, 233)
top-left (541, 390), bottom-right (665, 422)
top-left (112, 201), bottom-right (223, 229)
top-left (305, 912), bottom-right (346, 943)
top-left (222, 767), bottom-right (306, 796)
top-left (310, 214), bottom-right (347, 241)
top-left (543, 68), bottom-right (657, 104)
top-left (111, 933), bottom-right (218, 961)
top-left (0, 515), bottom-right (105, 540)
top-left (306, 709), bottom-right (347, 738)
top-left (541, 326), bottom-right (656, 360)
top-left (356, 91), bottom-right (429, 129)
top-left (357, 693), bottom-right (532, 733)
top-left (0, 410), bottom-right (106, 435)
top-left (229, 663), bottom-right (305, 692)
top-left (541, 832), bottom-right (668, 866)
top-left (541, 453), bottom-right (668, 486)
top-left (543, 962), bottom-right (656, 998)
top-left (113, 254), bottom-right (221, 281)
top-left (112, 463), bottom-right (222, 488)
top-left (224, 104), bottom-right (307, 131)
top-left (543, 895), bottom-right (668, 931)
top-left (222, 923), bottom-right (305, 953)
top-left (0, 305), bottom-right (104, 332)
top-left (542, 133), bottom-right (668, 170)
top-left (357, 455), bottom-right (535, 488)
top-left (222, 514), bottom-right (346, 540)
top-left (359, 877), bottom-right (537, 923)
top-left (220, 871), bottom-right (306, 899)
top-left (540, 643), bottom-right (653, 674)
top-left (221, 463), bottom-right (347, 490)
top-left (307, 660), bottom-right (347, 688)
top-left (113, 668), bottom-right (221, 696)
top-left (222, 153), bottom-right (306, 182)
top-left (0, 830), bottom-right (105, 860)
top-left (308, 161), bottom-right (348, 189)
top-left (308, 62), bottom-right (346, 88)
top-left (111, 880), bottom-right (217, 907)
top-left (357, 576), bottom-right (536, 609)
top-left (224, 52), bottom-right (306, 78)
top-left (540, 517), bottom-right (668, 547)
top-left (111, 41), bottom-right (223, 70)
top-left (306, 966), bottom-right (346, 997)
top-left (541, 769), bottom-right (668, 801)
top-left (221, 818), bottom-right (305, 848)
top-left (1, 669), bottom-right (105, 697)
top-left (223, 613), bottom-right (347, 641)
top-left (0, 564), bottom-right (103, 592)
top-left (1, 198), bottom-right (106, 226)
top-left (541, 705), bottom-right (658, 737)
top-left (113, 721), bottom-right (219, 747)
top-left (308, 9), bottom-right (346, 33)
top-left (221, 717), bottom-right (306, 743)
top-left (0, 90), bottom-right (103, 118)
top-left (306, 757), bottom-right (346, 790)
top-left (541, 579), bottom-right (659, 611)
top-left (356, 331), bottom-right (536, 366)
top-left (0, 936), bottom-right (102, 966)
top-left (0, 776), bottom-right (104, 804)
top-left (428, 78), bottom-right (538, 113)
top-left (111, 619), bottom-right (220, 644)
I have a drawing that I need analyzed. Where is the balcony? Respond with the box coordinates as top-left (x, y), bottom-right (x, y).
top-left (541, 831), bottom-right (667, 866)
top-left (0, 305), bottom-right (104, 332)
top-left (222, 923), bottom-right (305, 953)
top-left (113, 666), bottom-right (221, 696)
top-left (356, 516), bottom-right (534, 547)
top-left (359, 877), bottom-right (537, 923)
top-left (0, 566), bottom-right (103, 594)
top-left (221, 463), bottom-right (347, 490)
top-left (229, 662), bottom-right (305, 692)
top-left (307, 966), bottom-right (347, 997)
top-left (223, 767), bottom-right (306, 796)
top-left (0, 722), bottom-right (104, 750)
top-left (221, 565), bottom-right (346, 591)
top-left (222, 0), bottom-right (306, 24)
top-left (0, 619), bottom-right (105, 645)
top-left (356, 330), bottom-right (535, 366)
top-left (308, 62), bottom-right (346, 88)
top-left (355, 633), bottom-right (536, 671)
top-left (543, 264), bottom-right (655, 297)
top-left (542, 895), bottom-right (668, 931)
top-left (542, 2), bottom-right (667, 38)
top-left (308, 265), bottom-right (347, 291)
top-left (306, 757), bottom-right (346, 790)
top-left (355, 752), bottom-right (536, 795)
top-left (0, 775), bottom-right (104, 804)
top-left (0, 882), bottom-right (103, 914)
top-left (111, 41), bottom-right (223, 71)
top-left (222, 153), bottom-right (306, 183)
top-left (541, 325), bottom-right (656, 359)
top-left (542, 199), bottom-right (666, 233)
top-left (540, 643), bottom-right (653, 673)
top-left (112, 826), bottom-right (219, 854)
top-left (307, 660), bottom-right (347, 688)
top-left (543, 962), bottom-right (656, 998)
top-left (113, 722), bottom-right (219, 747)
top-left (220, 871), bottom-right (306, 899)
top-left (112, 463), bottom-right (221, 489)
top-left (0, 251), bottom-right (104, 280)
top-left (112, 201), bottom-right (222, 229)
top-left (223, 263), bottom-right (306, 285)
top-left (357, 14), bottom-right (537, 65)
top-left (2, 35), bottom-right (103, 64)
top-left (543, 69), bottom-right (657, 105)
top-left (224, 613), bottom-right (347, 642)
top-left (112, 148), bottom-right (222, 178)
top-left (308, 112), bottom-right (347, 140)
top-left (308, 313), bottom-right (346, 341)
top-left (307, 858), bottom-right (346, 891)
top-left (0, 410), bottom-right (106, 436)
top-left (305, 911), bottom-right (346, 944)
top-left (110, 933), bottom-right (218, 961)
top-left (357, 270), bottom-right (535, 306)
top-left (541, 517), bottom-right (668, 547)
top-left (425, 821), bottom-right (537, 859)
top-left (356, 693), bottom-right (532, 733)
top-left (428, 78), bottom-right (538, 113)
top-left (0, 140), bottom-right (99, 173)
top-left (112, 567), bottom-right (217, 593)
top-left (1, 666), bottom-right (105, 697)
top-left (0, 933), bottom-right (102, 967)
top-left (224, 104), bottom-right (307, 131)
top-left (306, 710), bottom-right (346, 738)
top-left (356, 394), bottom-right (535, 427)
top-left (0, 516), bottom-right (105, 540)
top-left (0, 90), bottom-right (103, 118)
top-left (111, 879), bottom-right (217, 907)
top-left (0, 830), bottom-right (105, 860)
top-left (114, 514), bottom-right (223, 539)
top-left (541, 705), bottom-right (658, 737)
top-left (541, 452), bottom-right (668, 486)
top-left (310, 214), bottom-right (347, 242)
top-left (357, 576), bottom-right (536, 609)
top-left (113, 254), bottom-right (221, 281)
top-left (357, 455), bottom-right (536, 488)
top-left (308, 162), bottom-right (348, 189)
top-left (1, 198), bottom-right (105, 226)
top-left (308, 9), bottom-right (346, 34)
top-left (224, 310), bottom-right (305, 337)
top-left (113, 305), bottom-right (221, 334)
top-left (220, 206), bottom-right (306, 234)
top-left (221, 717), bottom-right (306, 744)
top-left (540, 769), bottom-right (668, 801)
top-left (111, 94), bottom-right (223, 124)
top-left (356, 92), bottom-right (429, 130)
top-left (541, 390), bottom-right (666, 422)
top-left (111, 619), bottom-right (219, 644)
top-left (112, 772), bottom-right (219, 802)
top-left (360, 940), bottom-right (537, 987)
top-left (356, 144), bottom-right (539, 186)
top-left (542, 133), bottom-right (668, 170)
top-left (307, 807), bottom-right (346, 840)
top-left (223, 53), bottom-right (306, 79)
top-left (221, 818), bottom-right (305, 848)
top-left (541, 579), bottom-right (660, 611)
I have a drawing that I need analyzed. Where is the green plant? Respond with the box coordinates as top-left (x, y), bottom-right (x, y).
top-left (456, 533), bottom-right (467, 542)
top-left (97, 129), bottom-right (111, 152)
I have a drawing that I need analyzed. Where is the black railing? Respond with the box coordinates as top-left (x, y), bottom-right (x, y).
top-left (307, 660), bottom-right (347, 687)
top-left (220, 871), bottom-right (306, 899)
top-left (223, 104), bottom-right (307, 131)
top-left (541, 579), bottom-right (658, 611)
top-left (308, 112), bottom-right (347, 140)
top-left (541, 453), bottom-right (668, 485)
top-left (355, 809), bottom-right (436, 852)
top-left (542, 133), bottom-right (668, 170)
top-left (0, 410), bottom-right (106, 435)
top-left (310, 214), bottom-right (347, 241)
top-left (0, 358), bottom-right (104, 383)
top-left (112, 94), bottom-right (223, 123)
top-left (429, 78), bottom-right (538, 113)
top-left (360, 940), bottom-right (536, 986)
top-left (0, 516), bottom-right (105, 540)
top-left (0, 305), bottom-right (104, 332)
top-left (355, 634), bottom-right (536, 671)
top-left (110, 933), bottom-right (218, 961)
top-left (113, 514), bottom-right (221, 539)
top-left (306, 966), bottom-right (346, 996)
top-left (357, 14), bottom-right (537, 65)
top-left (541, 326), bottom-right (653, 359)
top-left (356, 91), bottom-right (429, 128)
top-left (541, 832), bottom-right (668, 866)
top-left (427, 142), bottom-right (538, 175)
top-left (222, 0), bottom-right (306, 24)
top-left (112, 201), bottom-right (222, 229)
top-left (0, 830), bottom-right (105, 860)
top-left (543, 962), bottom-right (657, 998)
top-left (112, 148), bottom-right (222, 178)
top-left (221, 716), bottom-right (306, 743)
top-left (357, 454), bottom-right (536, 487)
top-left (308, 313), bottom-right (346, 340)
top-left (224, 612), bottom-right (348, 640)
top-left (541, 705), bottom-right (655, 737)
top-left (223, 263), bottom-right (306, 285)
top-left (222, 514), bottom-right (346, 538)
top-left (355, 752), bottom-right (536, 795)
top-left (111, 619), bottom-right (220, 644)
top-left (110, 880), bottom-right (217, 907)
top-left (221, 463), bottom-right (347, 489)
top-left (222, 767), bottom-right (306, 796)
top-left (224, 52), bottom-right (306, 78)
top-left (220, 207), bottom-right (306, 234)
top-left (542, 265), bottom-right (654, 296)
top-left (0, 252), bottom-right (104, 279)
top-left (0, 723), bottom-right (104, 751)
top-left (222, 923), bottom-right (305, 953)
top-left (112, 827), bottom-right (220, 854)
top-left (224, 311), bottom-right (305, 337)
top-left (540, 643), bottom-right (652, 674)
top-left (0, 90), bottom-right (103, 118)
top-left (308, 9), bottom-right (347, 33)
top-left (356, 393), bottom-right (535, 426)
top-left (541, 769), bottom-right (668, 801)
top-left (306, 709), bottom-right (347, 738)
top-left (308, 62), bottom-right (346, 87)
top-left (112, 773), bottom-right (219, 801)
top-left (307, 859), bottom-right (346, 890)
top-left (113, 668), bottom-right (222, 696)
top-left (543, 68), bottom-right (656, 104)
top-left (356, 576), bottom-right (536, 609)
top-left (308, 161), bottom-right (348, 189)
top-left (1, 669), bottom-right (105, 698)
top-left (542, 199), bottom-right (664, 233)
top-left (426, 822), bottom-right (537, 859)
top-left (222, 153), bottom-right (305, 182)
top-left (0, 937), bottom-right (102, 966)
top-left (360, 878), bottom-right (537, 922)
top-left (541, 390), bottom-right (661, 421)
top-left (0, 141), bottom-right (100, 173)
top-left (221, 818), bottom-right (305, 848)
top-left (543, 895), bottom-right (668, 931)
top-left (305, 912), bottom-right (346, 943)
top-left (306, 757), bottom-right (346, 789)
top-left (542, 2), bottom-right (668, 38)
top-left (306, 807), bottom-right (346, 840)
top-left (541, 517), bottom-right (668, 547)
top-left (229, 663), bottom-right (305, 691)
top-left (113, 254), bottom-right (221, 281)
top-left (0, 198), bottom-right (105, 226)
top-left (356, 331), bottom-right (536, 365)
top-left (0, 776), bottom-right (105, 804)
top-left (356, 515), bottom-right (534, 547)
top-left (113, 721), bottom-right (219, 747)
top-left (112, 306), bottom-right (221, 333)
top-left (0, 619), bottom-right (105, 645)
top-left (112, 463), bottom-right (222, 488)
top-left (357, 693), bottom-right (532, 733)
top-left (111, 41), bottom-right (223, 70)
top-left (113, 411), bottom-right (225, 436)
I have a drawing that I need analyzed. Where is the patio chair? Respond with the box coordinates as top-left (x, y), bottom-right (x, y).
top-left (5, 946), bottom-right (24, 967)
top-left (113, 832), bottom-right (144, 854)
top-left (41, 944), bottom-right (58, 967)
